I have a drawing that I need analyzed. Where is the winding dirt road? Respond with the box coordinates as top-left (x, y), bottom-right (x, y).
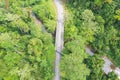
top-left (54, 0), bottom-right (64, 80)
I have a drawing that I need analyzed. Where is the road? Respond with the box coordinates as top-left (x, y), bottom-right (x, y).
top-left (54, 0), bottom-right (64, 80)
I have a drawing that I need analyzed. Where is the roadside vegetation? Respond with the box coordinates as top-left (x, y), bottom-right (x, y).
top-left (0, 0), bottom-right (56, 80)
top-left (32, 0), bottom-right (57, 33)
top-left (0, 0), bottom-right (120, 80)
top-left (61, 0), bottom-right (120, 80)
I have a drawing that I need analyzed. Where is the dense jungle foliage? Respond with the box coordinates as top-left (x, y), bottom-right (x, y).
top-left (0, 0), bottom-right (56, 80)
top-left (0, 0), bottom-right (120, 80)
top-left (61, 0), bottom-right (120, 80)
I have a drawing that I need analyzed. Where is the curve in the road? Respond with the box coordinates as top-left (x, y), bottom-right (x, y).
top-left (54, 0), bottom-right (64, 80)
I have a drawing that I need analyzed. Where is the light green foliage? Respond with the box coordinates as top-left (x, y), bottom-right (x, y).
top-left (62, 8), bottom-right (90, 79)
top-left (33, 0), bottom-right (57, 33)
top-left (4, 51), bottom-right (21, 67)
top-left (65, 0), bottom-right (120, 79)
top-left (0, 0), bottom-right (55, 80)
top-left (29, 23), bottom-right (42, 38)
top-left (95, 15), bottom-right (105, 33)
top-left (10, 19), bottom-right (30, 33)
top-left (17, 64), bottom-right (35, 80)
top-left (62, 3), bottom-right (91, 80)
top-left (105, 0), bottom-right (113, 4)
top-left (64, 9), bottom-right (78, 41)
top-left (65, 25), bottom-right (78, 40)
top-left (5, 13), bottom-right (20, 21)
top-left (0, 33), bottom-right (13, 49)
top-left (81, 9), bottom-right (95, 21)
top-left (80, 9), bottom-right (99, 42)
top-left (61, 37), bottom-right (90, 80)
top-left (114, 9), bottom-right (120, 20)
top-left (27, 38), bottom-right (43, 56)
top-left (94, 0), bottom-right (105, 6)
top-left (61, 53), bottom-right (90, 80)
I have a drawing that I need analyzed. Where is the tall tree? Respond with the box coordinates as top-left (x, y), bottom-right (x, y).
top-left (61, 37), bottom-right (90, 80)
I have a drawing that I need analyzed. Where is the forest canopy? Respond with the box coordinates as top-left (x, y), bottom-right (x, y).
top-left (61, 0), bottom-right (120, 80)
top-left (0, 0), bottom-right (120, 80)
top-left (0, 0), bottom-right (56, 80)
